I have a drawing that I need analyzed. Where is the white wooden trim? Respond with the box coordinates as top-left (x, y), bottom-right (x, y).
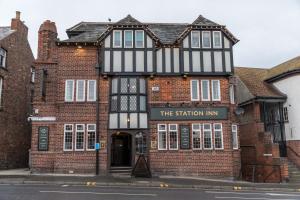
top-left (202, 31), bottom-right (211, 48)
top-left (158, 124), bottom-right (167, 150)
top-left (65, 80), bottom-right (74, 102)
top-left (213, 31), bottom-right (222, 48)
top-left (191, 31), bottom-right (201, 48)
top-left (124, 30), bottom-right (133, 48)
top-left (135, 30), bottom-right (144, 48)
top-left (201, 80), bottom-right (210, 101)
top-left (168, 124), bottom-right (178, 150)
top-left (213, 123), bottom-right (224, 150)
top-left (63, 124), bottom-right (73, 151)
top-left (211, 80), bottom-right (221, 101)
top-left (29, 117), bottom-right (56, 122)
top-left (232, 124), bottom-right (239, 150)
top-left (113, 30), bottom-right (122, 48)
top-left (190, 80), bottom-right (200, 101)
top-left (86, 124), bottom-right (96, 151)
top-left (76, 80), bottom-right (86, 102)
top-left (87, 80), bottom-right (97, 102)
top-left (75, 124), bottom-right (85, 151)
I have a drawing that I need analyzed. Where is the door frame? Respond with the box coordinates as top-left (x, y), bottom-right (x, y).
top-left (107, 130), bottom-right (150, 170)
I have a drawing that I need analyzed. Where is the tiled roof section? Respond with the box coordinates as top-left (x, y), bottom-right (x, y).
top-left (0, 26), bottom-right (15, 40)
top-left (62, 15), bottom-right (238, 44)
top-left (114, 15), bottom-right (142, 25)
top-left (235, 67), bottom-right (285, 98)
top-left (265, 56), bottom-right (300, 80)
top-left (147, 23), bottom-right (188, 44)
top-left (192, 15), bottom-right (220, 26)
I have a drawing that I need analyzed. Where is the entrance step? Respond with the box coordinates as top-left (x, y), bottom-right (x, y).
top-left (288, 161), bottom-right (300, 183)
top-left (110, 166), bottom-right (132, 174)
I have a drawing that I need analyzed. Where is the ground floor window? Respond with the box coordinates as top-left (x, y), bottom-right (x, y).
top-left (213, 123), bottom-right (223, 149)
top-left (192, 124), bottom-right (202, 149)
top-left (158, 124), bottom-right (167, 150)
top-left (203, 123), bottom-right (213, 149)
top-left (63, 123), bottom-right (96, 151)
top-left (169, 124), bottom-right (178, 150)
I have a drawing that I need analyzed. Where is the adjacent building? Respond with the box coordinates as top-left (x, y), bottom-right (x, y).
top-left (0, 12), bottom-right (34, 169)
top-left (30, 15), bottom-right (240, 178)
top-left (236, 56), bottom-right (300, 182)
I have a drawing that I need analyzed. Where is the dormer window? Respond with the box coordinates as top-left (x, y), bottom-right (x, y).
top-left (113, 30), bottom-right (122, 48)
top-left (0, 48), bottom-right (7, 68)
top-left (202, 31), bottom-right (211, 48)
top-left (191, 31), bottom-right (200, 48)
top-left (124, 30), bottom-right (133, 48)
top-left (213, 31), bottom-right (222, 48)
top-left (135, 30), bottom-right (144, 48)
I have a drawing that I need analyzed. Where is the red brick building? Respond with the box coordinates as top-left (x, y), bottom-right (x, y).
top-left (0, 12), bottom-right (34, 169)
top-left (30, 15), bottom-right (240, 178)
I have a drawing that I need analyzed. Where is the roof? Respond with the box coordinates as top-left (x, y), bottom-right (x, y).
top-left (0, 26), bottom-right (15, 40)
top-left (62, 15), bottom-right (238, 45)
top-left (265, 56), bottom-right (300, 81)
top-left (235, 67), bottom-right (285, 102)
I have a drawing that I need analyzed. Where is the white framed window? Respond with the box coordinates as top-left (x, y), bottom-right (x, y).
top-left (230, 85), bottom-right (235, 104)
top-left (65, 80), bottom-right (74, 102)
top-left (211, 80), bottom-right (221, 101)
top-left (232, 124), bottom-right (238, 150)
top-left (201, 80), bottom-right (210, 101)
top-left (214, 123), bottom-right (223, 150)
top-left (86, 124), bottom-right (96, 150)
top-left (283, 107), bottom-right (289, 122)
top-left (190, 80), bottom-right (200, 101)
top-left (124, 30), bottom-right (133, 48)
top-left (0, 48), bottom-right (7, 68)
top-left (64, 124), bottom-right (73, 151)
top-left (75, 124), bottom-right (85, 151)
top-left (191, 31), bottom-right (200, 48)
top-left (87, 80), bottom-right (96, 101)
top-left (213, 31), bottom-right (222, 48)
top-left (76, 80), bottom-right (85, 102)
top-left (203, 123), bottom-right (213, 149)
top-left (202, 31), bottom-right (211, 48)
top-left (30, 67), bottom-right (35, 83)
top-left (0, 77), bottom-right (3, 107)
top-left (192, 124), bottom-right (201, 150)
top-left (113, 30), bottom-right (122, 48)
top-left (135, 30), bottom-right (144, 48)
top-left (158, 124), bottom-right (167, 150)
top-left (169, 124), bottom-right (178, 150)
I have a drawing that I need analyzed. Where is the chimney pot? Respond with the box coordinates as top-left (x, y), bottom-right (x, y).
top-left (16, 11), bottom-right (21, 20)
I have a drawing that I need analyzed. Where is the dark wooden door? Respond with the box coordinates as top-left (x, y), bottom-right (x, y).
top-left (111, 134), bottom-right (131, 166)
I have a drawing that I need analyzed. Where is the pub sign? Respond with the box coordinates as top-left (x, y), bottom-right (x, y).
top-left (38, 126), bottom-right (49, 151)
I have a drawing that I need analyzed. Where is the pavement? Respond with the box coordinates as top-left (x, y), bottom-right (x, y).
top-left (0, 168), bottom-right (300, 193)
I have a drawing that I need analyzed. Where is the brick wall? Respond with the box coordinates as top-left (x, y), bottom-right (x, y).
top-left (0, 13), bottom-right (34, 169)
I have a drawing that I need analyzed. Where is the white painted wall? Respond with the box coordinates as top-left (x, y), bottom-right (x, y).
top-left (273, 74), bottom-right (300, 140)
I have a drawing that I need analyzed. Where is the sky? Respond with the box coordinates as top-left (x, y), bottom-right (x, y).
top-left (0, 0), bottom-right (299, 68)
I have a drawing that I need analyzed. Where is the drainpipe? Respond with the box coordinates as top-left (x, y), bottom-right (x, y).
top-left (95, 46), bottom-right (101, 175)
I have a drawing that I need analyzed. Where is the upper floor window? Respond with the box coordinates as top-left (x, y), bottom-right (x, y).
top-left (124, 30), bottom-right (133, 48)
top-left (0, 48), bottom-right (7, 68)
top-left (202, 31), bottom-right (211, 48)
top-left (30, 67), bottom-right (35, 83)
top-left (65, 80), bottom-right (96, 102)
top-left (113, 30), bottom-right (122, 48)
top-left (65, 80), bottom-right (75, 102)
top-left (213, 31), bottom-right (222, 48)
top-left (0, 77), bottom-right (3, 108)
top-left (211, 80), bottom-right (221, 101)
top-left (190, 80), bottom-right (199, 101)
top-left (135, 30), bottom-right (144, 48)
top-left (191, 31), bottom-right (200, 48)
top-left (201, 80), bottom-right (210, 101)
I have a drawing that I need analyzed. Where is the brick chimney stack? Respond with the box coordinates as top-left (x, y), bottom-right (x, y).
top-left (37, 20), bottom-right (58, 62)
top-left (11, 11), bottom-right (28, 38)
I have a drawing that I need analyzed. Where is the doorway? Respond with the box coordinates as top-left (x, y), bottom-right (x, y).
top-left (111, 133), bottom-right (132, 167)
